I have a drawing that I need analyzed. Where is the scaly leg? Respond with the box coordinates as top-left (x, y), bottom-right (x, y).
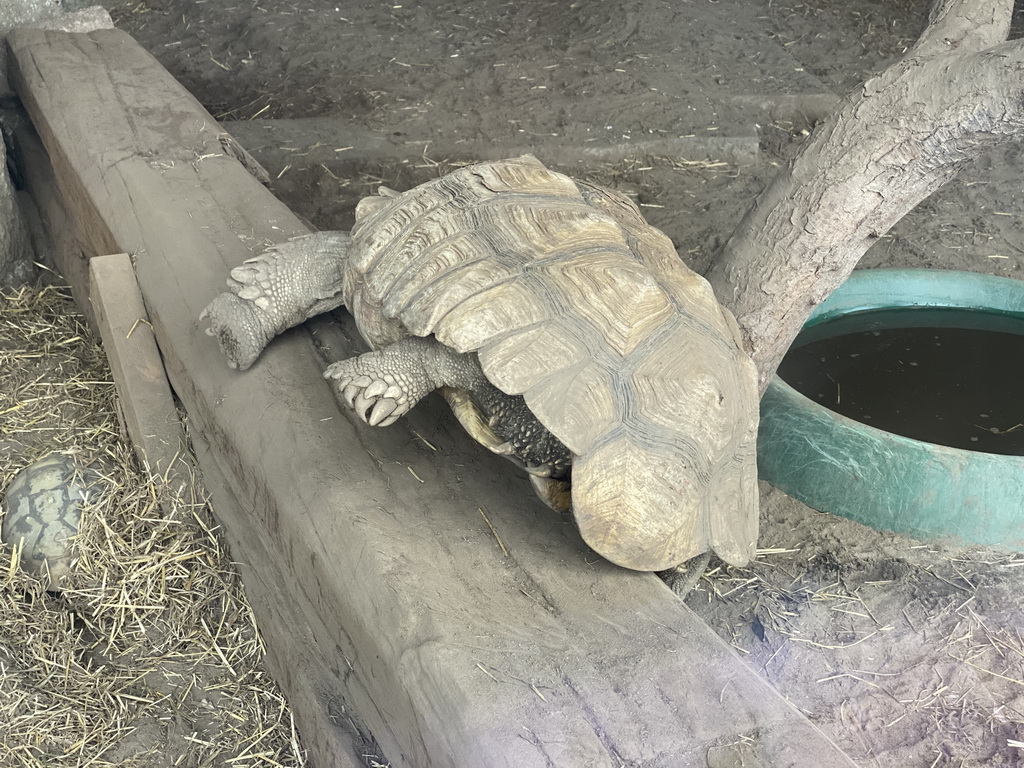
top-left (529, 475), bottom-right (573, 513)
top-left (325, 336), bottom-right (494, 428)
top-left (201, 231), bottom-right (351, 370)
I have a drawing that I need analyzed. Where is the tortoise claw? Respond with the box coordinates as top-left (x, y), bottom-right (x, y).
top-left (368, 399), bottom-right (399, 426)
top-left (325, 356), bottom-right (418, 427)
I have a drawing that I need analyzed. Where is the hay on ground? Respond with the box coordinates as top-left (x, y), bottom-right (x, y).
top-left (0, 285), bottom-right (307, 767)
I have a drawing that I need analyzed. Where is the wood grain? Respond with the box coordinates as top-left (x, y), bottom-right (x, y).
top-left (10, 125), bottom-right (94, 330)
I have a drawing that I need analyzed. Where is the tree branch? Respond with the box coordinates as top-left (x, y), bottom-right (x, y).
top-left (706, 0), bottom-right (1020, 393)
top-left (912, 0), bottom-right (1012, 58)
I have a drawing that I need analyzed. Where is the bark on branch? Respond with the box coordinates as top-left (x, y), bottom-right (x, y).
top-left (912, 0), bottom-right (1011, 57)
top-left (706, 0), bottom-right (1019, 392)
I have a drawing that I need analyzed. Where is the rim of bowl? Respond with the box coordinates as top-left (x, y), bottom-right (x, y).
top-left (768, 268), bottom-right (1024, 463)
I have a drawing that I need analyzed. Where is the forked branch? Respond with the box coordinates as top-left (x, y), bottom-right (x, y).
top-left (706, 0), bottom-right (1019, 392)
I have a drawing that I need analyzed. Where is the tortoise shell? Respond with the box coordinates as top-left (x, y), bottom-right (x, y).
top-left (343, 155), bottom-right (758, 570)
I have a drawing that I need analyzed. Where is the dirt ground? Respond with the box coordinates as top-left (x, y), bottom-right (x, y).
top-left (6, 0), bottom-right (1024, 765)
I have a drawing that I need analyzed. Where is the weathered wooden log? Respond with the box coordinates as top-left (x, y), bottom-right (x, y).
top-left (8, 27), bottom-right (857, 767)
top-left (0, 130), bottom-right (33, 285)
top-left (88, 252), bottom-right (365, 765)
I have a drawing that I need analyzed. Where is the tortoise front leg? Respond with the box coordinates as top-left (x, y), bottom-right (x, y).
top-left (201, 231), bottom-right (351, 370)
top-left (324, 335), bottom-right (492, 427)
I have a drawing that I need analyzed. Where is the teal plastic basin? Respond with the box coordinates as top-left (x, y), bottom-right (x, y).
top-left (758, 269), bottom-right (1024, 550)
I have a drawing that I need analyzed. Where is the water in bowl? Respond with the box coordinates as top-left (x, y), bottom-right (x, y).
top-left (777, 307), bottom-right (1024, 455)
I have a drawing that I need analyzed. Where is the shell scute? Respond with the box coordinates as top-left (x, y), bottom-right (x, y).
top-left (468, 156), bottom-right (580, 198)
top-left (523, 363), bottom-right (618, 455)
top-left (397, 257), bottom-right (519, 338)
top-left (572, 439), bottom-right (709, 568)
top-left (351, 186), bottom-right (448, 274)
top-left (381, 232), bottom-right (487, 317)
top-left (361, 207), bottom-right (469, 305)
top-left (476, 199), bottom-right (621, 262)
top-left (629, 319), bottom-right (754, 449)
top-left (429, 279), bottom-right (553, 353)
top-left (704, 438), bottom-right (759, 566)
top-left (478, 326), bottom-right (590, 395)
top-left (548, 254), bottom-right (676, 357)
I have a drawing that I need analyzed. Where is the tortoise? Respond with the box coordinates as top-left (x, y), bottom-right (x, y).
top-left (1, 453), bottom-right (95, 591)
top-left (200, 155), bottom-right (759, 572)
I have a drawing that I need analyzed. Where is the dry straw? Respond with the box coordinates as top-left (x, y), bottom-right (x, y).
top-left (0, 285), bottom-right (307, 767)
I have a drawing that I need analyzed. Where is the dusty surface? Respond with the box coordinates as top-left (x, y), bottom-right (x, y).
top-left (4, 0), bottom-right (1024, 765)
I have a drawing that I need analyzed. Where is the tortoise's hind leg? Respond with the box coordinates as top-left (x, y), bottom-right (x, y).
top-left (530, 475), bottom-right (572, 514)
top-left (201, 232), bottom-right (351, 370)
top-left (659, 552), bottom-right (712, 597)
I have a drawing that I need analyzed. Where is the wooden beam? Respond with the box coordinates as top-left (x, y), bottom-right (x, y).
top-left (8, 28), bottom-right (857, 767)
top-left (11, 124), bottom-right (95, 330)
top-left (85, 253), bottom-right (366, 766)
top-left (88, 253), bottom-right (189, 480)
top-left (189, 424), bottom-right (368, 768)
top-left (220, 116), bottom-right (761, 168)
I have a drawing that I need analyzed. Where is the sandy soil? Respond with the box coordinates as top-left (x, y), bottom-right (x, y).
top-left (10, 0), bottom-right (1024, 765)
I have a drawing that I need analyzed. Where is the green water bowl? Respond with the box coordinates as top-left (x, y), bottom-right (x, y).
top-left (758, 268), bottom-right (1024, 551)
